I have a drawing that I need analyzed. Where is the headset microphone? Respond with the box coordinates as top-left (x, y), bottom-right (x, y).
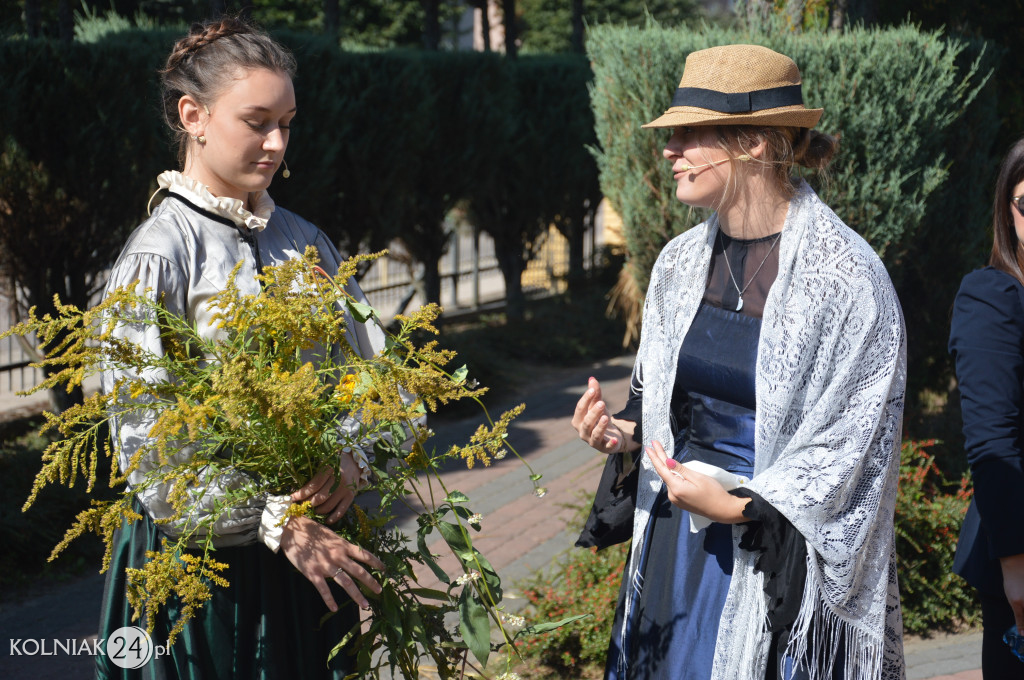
top-left (678, 154), bottom-right (751, 172)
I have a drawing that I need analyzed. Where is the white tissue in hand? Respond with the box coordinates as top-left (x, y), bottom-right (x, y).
top-left (679, 460), bottom-right (749, 533)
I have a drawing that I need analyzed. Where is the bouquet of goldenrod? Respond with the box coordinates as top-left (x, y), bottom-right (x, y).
top-left (4, 247), bottom-right (582, 679)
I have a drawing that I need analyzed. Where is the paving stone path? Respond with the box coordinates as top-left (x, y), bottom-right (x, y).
top-left (0, 354), bottom-right (984, 678)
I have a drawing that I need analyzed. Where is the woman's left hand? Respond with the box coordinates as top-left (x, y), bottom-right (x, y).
top-left (646, 440), bottom-right (749, 524)
top-left (1001, 553), bottom-right (1024, 634)
top-left (292, 453), bottom-right (362, 524)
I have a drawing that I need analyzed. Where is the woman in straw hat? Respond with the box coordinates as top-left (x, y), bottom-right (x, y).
top-left (572, 44), bottom-right (906, 679)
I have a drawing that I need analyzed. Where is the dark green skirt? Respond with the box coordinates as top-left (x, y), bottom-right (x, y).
top-left (95, 501), bottom-right (360, 679)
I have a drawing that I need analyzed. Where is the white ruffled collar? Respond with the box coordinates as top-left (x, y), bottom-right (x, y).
top-left (156, 170), bottom-right (275, 232)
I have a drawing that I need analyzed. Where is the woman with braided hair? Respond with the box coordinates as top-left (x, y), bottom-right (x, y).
top-left (95, 17), bottom-right (383, 679)
top-left (571, 45), bottom-right (907, 679)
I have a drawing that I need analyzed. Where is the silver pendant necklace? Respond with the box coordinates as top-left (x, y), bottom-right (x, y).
top-left (719, 230), bottom-right (782, 312)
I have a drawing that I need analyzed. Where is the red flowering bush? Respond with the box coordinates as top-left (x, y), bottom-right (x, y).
top-left (896, 439), bottom-right (980, 634)
top-left (519, 538), bottom-right (628, 676)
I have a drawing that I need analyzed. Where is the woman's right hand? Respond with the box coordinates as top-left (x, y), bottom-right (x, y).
top-left (280, 515), bottom-right (384, 612)
top-left (572, 377), bottom-right (627, 454)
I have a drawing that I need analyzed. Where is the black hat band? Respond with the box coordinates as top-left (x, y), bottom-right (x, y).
top-left (670, 84), bottom-right (804, 114)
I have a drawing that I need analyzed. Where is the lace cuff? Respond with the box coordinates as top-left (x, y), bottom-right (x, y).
top-left (730, 487), bottom-right (807, 632)
top-left (341, 445), bottom-right (371, 487)
top-left (257, 494), bottom-right (293, 553)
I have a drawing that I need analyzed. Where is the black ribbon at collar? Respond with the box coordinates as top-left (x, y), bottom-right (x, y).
top-left (671, 84), bottom-right (803, 114)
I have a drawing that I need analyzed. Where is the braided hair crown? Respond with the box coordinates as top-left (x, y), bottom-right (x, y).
top-left (160, 16), bottom-right (296, 165)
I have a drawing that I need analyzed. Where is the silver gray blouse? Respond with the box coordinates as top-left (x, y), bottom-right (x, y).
top-left (101, 171), bottom-right (385, 549)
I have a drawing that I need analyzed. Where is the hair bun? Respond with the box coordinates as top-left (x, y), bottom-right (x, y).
top-left (794, 129), bottom-right (838, 171)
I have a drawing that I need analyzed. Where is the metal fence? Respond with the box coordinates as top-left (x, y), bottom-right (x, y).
top-left (0, 295), bottom-right (42, 396)
top-left (359, 223), bottom-right (600, 320)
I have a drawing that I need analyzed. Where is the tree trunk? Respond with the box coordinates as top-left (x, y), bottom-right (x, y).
top-left (25, 0), bottom-right (41, 37)
top-left (743, 0), bottom-right (772, 28)
top-left (422, 0), bottom-right (440, 50)
top-left (477, 0), bottom-right (491, 51)
top-left (502, 0), bottom-right (517, 59)
top-left (23, 261), bottom-right (92, 413)
top-left (422, 258), bottom-right (442, 308)
top-left (324, 0), bottom-right (340, 42)
top-left (57, 0), bottom-right (73, 44)
top-left (495, 247), bottom-right (525, 321)
top-left (565, 204), bottom-right (586, 295)
top-left (830, 0), bottom-right (847, 29)
top-left (570, 0), bottom-right (584, 54)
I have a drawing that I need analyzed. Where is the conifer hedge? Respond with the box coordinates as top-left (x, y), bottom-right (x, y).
top-left (588, 23), bottom-right (1001, 398)
top-left (0, 33), bottom-right (598, 320)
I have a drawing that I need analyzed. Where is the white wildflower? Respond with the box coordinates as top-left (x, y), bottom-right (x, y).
top-left (468, 513), bottom-right (483, 526)
top-left (455, 570), bottom-right (481, 586)
top-left (501, 613), bottom-right (525, 627)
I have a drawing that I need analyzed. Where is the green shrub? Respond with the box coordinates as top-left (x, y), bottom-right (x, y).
top-left (0, 422), bottom-right (115, 591)
top-left (896, 439), bottom-right (980, 634)
top-left (587, 22), bottom-right (1001, 400)
top-left (467, 54), bottom-right (599, 319)
top-left (519, 539), bottom-right (628, 676)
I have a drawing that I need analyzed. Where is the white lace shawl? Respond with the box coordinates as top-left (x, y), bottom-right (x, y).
top-left (624, 181), bottom-right (907, 680)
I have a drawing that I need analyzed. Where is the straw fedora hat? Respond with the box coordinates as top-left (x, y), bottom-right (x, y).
top-left (642, 44), bottom-right (822, 129)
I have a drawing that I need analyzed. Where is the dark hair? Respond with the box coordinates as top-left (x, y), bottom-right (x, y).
top-left (160, 17), bottom-right (297, 166)
top-left (988, 137), bottom-right (1024, 285)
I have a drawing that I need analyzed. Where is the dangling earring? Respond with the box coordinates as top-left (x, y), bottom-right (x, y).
top-left (282, 160), bottom-right (291, 179)
top-left (190, 134), bottom-right (206, 144)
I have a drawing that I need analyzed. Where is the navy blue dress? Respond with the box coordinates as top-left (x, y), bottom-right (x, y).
top-left (607, 302), bottom-right (759, 680)
top-left (604, 231), bottom-right (821, 680)
top-left (605, 231), bottom-right (777, 680)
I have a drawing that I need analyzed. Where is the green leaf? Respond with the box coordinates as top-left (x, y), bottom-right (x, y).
top-left (529, 473), bottom-right (543, 482)
top-left (438, 521), bottom-right (503, 598)
top-left (452, 364), bottom-right (469, 384)
top-left (405, 606), bottom-right (426, 643)
top-left (327, 619), bottom-right (362, 664)
top-left (381, 585), bottom-right (404, 641)
top-left (519, 613), bottom-right (592, 636)
top-left (437, 521), bottom-right (471, 555)
top-left (356, 648), bottom-right (371, 674)
top-left (416, 530), bottom-right (451, 585)
top-left (444, 490), bottom-right (470, 504)
top-left (458, 589), bottom-right (491, 666)
top-left (470, 552), bottom-right (503, 601)
top-left (409, 587), bottom-right (450, 601)
top-left (345, 300), bottom-right (377, 323)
